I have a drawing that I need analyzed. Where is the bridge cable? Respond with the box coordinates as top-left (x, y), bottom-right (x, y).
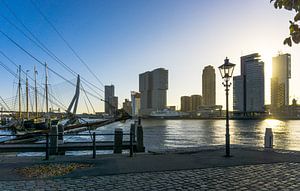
top-left (0, 30), bottom-right (102, 101)
top-left (81, 84), bottom-right (96, 114)
top-left (0, 10), bottom-right (105, 96)
top-left (29, 0), bottom-right (105, 88)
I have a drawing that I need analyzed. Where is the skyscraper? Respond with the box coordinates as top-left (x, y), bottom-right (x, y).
top-left (104, 85), bottom-right (118, 115)
top-left (190, 95), bottom-right (202, 112)
top-left (181, 96), bottom-right (191, 112)
top-left (122, 99), bottom-right (132, 115)
top-left (271, 53), bottom-right (291, 112)
top-left (233, 53), bottom-right (265, 114)
top-left (139, 68), bottom-right (168, 115)
top-left (131, 91), bottom-right (141, 116)
top-left (202, 65), bottom-right (216, 106)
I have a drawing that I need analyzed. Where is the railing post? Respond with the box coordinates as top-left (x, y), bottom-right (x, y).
top-left (138, 116), bottom-right (141, 126)
top-left (114, 128), bottom-right (123, 154)
top-left (136, 122), bottom-right (145, 152)
top-left (50, 125), bottom-right (58, 155)
top-left (131, 123), bottom-right (136, 142)
top-left (93, 132), bottom-right (96, 159)
top-left (130, 128), bottom-right (133, 157)
top-left (45, 133), bottom-right (49, 160)
top-left (130, 123), bottom-right (136, 156)
top-left (58, 124), bottom-right (64, 144)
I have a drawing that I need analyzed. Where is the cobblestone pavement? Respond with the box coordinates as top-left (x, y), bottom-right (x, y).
top-left (0, 162), bottom-right (300, 190)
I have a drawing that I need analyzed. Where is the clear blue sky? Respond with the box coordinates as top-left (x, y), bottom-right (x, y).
top-left (0, 0), bottom-right (299, 113)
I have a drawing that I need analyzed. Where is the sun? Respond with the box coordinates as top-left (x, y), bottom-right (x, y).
top-left (260, 51), bottom-right (276, 80)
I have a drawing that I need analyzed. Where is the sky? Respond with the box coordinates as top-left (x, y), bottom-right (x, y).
top-left (0, 0), bottom-right (299, 113)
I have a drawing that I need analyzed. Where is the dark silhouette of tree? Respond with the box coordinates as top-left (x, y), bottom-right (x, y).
top-left (270, 0), bottom-right (300, 46)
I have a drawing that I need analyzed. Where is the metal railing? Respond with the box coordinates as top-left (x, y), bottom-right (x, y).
top-left (0, 131), bottom-right (135, 160)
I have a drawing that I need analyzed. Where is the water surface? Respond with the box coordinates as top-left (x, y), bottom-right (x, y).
top-left (1, 119), bottom-right (300, 154)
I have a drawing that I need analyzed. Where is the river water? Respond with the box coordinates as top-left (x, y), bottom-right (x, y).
top-left (68, 119), bottom-right (300, 151)
top-left (1, 119), bottom-right (300, 154)
top-left (140, 119), bottom-right (300, 151)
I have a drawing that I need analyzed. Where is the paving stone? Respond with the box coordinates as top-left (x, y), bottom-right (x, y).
top-left (0, 162), bottom-right (300, 190)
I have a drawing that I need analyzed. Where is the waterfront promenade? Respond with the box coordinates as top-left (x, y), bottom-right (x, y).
top-left (1, 146), bottom-right (300, 190)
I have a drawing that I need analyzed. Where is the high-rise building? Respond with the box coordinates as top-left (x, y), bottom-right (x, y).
top-left (122, 99), bottom-right (132, 115)
top-left (139, 68), bottom-right (168, 115)
top-left (233, 53), bottom-right (265, 114)
top-left (181, 96), bottom-right (191, 112)
top-left (202, 65), bottom-right (216, 106)
top-left (104, 85), bottom-right (118, 115)
top-left (271, 53), bottom-right (291, 111)
top-left (131, 91), bottom-right (141, 116)
top-left (190, 95), bottom-right (202, 112)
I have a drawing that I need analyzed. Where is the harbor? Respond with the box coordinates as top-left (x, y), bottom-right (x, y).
top-left (0, 0), bottom-right (300, 190)
top-left (1, 118), bottom-right (300, 157)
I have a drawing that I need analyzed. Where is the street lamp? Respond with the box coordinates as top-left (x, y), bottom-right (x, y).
top-left (218, 57), bottom-right (235, 157)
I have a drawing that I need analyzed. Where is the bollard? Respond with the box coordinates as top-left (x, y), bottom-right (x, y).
top-left (136, 124), bottom-right (145, 152)
top-left (114, 128), bottom-right (123, 154)
top-left (264, 128), bottom-right (273, 148)
top-left (49, 125), bottom-right (58, 155)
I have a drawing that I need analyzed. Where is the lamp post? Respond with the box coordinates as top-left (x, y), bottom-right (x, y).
top-left (218, 57), bottom-right (235, 157)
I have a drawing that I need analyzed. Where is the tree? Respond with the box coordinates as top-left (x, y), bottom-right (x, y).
top-left (270, 0), bottom-right (300, 46)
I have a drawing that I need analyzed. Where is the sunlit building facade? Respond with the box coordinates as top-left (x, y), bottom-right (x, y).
top-left (271, 53), bottom-right (291, 112)
top-left (131, 91), bottom-right (141, 116)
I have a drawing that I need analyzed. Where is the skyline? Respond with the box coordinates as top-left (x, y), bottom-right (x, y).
top-left (0, 0), bottom-right (300, 113)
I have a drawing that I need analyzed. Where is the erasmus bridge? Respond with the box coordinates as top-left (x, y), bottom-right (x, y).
top-left (0, 0), bottom-right (116, 117)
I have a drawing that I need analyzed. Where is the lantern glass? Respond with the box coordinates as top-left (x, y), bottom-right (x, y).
top-left (218, 57), bottom-right (235, 79)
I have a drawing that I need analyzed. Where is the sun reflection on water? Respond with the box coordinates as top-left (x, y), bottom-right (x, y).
top-left (263, 119), bottom-right (285, 129)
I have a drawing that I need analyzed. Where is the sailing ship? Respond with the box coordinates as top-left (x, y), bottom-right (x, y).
top-left (8, 64), bottom-right (59, 131)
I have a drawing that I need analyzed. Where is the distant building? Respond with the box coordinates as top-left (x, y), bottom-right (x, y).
top-left (112, 96), bottom-right (118, 110)
top-left (271, 53), bottom-right (291, 112)
top-left (233, 53), bottom-right (265, 115)
top-left (131, 91), bottom-right (141, 116)
top-left (190, 95), bottom-right (202, 112)
top-left (139, 68), bottom-right (168, 115)
top-left (197, 105), bottom-right (223, 118)
top-left (122, 99), bottom-right (132, 115)
top-left (105, 85), bottom-right (118, 115)
top-left (167, 106), bottom-right (176, 111)
top-left (202, 65), bottom-right (216, 106)
top-left (181, 96), bottom-right (191, 112)
top-left (287, 99), bottom-right (300, 117)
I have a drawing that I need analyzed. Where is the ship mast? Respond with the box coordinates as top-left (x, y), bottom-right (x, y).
top-left (34, 65), bottom-right (38, 118)
top-left (18, 65), bottom-right (21, 119)
top-left (45, 63), bottom-right (49, 116)
top-left (26, 70), bottom-right (29, 119)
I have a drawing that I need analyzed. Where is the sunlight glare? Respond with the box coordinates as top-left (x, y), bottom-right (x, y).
top-left (264, 119), bottom-right (284, 129)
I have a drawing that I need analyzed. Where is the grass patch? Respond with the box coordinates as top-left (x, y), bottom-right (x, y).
top-left (15, 163), bottom-right (93, 178)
